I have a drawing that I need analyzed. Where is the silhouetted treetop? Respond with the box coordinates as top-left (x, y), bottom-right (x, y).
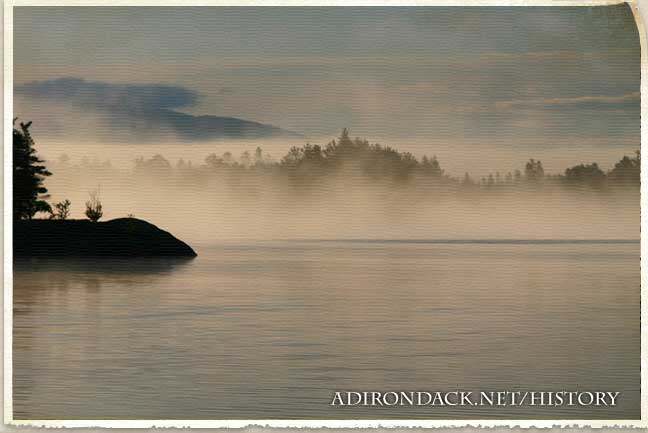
top-left (13, 119), bottom-right (51, 220)
top-left (609, 150), bottom-right (640, 184)
top-left (525, 159), bottom-right (544, 183)
top-left (279, 129), bottom-right (445, 182)
top-left (564, 162), bottom-right (606, 187)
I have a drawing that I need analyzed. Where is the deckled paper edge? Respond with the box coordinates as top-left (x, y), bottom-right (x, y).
top-left (2, 0), bottom-right (646, 429)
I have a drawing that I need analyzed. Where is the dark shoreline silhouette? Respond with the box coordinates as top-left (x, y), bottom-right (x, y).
top-left (14, 218), bottom-right (197, 257)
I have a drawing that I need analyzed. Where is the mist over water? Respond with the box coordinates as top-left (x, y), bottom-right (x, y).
top-left (36, 136), bottom-right (639, 244)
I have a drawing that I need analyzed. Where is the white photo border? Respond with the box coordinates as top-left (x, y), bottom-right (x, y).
top-left (3, 0), bottom-right (646, 428)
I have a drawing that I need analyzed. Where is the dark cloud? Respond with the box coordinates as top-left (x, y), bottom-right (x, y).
top-left (217, 87), bottom-right (235, 95)
top-left (15, 78), bottom-right (300, 141)
top-left (17, 77), bottom-right (200, 111)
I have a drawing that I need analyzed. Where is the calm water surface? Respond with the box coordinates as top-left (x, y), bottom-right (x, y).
top-left (13, 241), bottom-right (639, 419)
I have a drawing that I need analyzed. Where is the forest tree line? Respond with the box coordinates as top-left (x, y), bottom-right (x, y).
top-left (86, 128), bottom-right (639, 189)
top-left (15, 124), bottom-right (641, 220)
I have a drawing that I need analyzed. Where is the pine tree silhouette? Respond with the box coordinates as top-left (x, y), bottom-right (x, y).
top-left (13, 119), bottom-right (51, 220)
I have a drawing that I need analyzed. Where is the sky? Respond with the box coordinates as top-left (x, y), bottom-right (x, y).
top-left (13, 6), bottom-right (641, 174)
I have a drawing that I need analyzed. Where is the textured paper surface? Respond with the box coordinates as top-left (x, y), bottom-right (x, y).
top-left (3, 0), bottom-right (647, 428)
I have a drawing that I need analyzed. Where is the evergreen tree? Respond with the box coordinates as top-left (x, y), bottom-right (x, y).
top-left (609, 150), bottom-right (640, 184)
top-left (564, 162), bottom-right (606, 187)
top-left (13, 119), bottom-right (51, 220)
top-left (524, 159), bottom-right (544, 182)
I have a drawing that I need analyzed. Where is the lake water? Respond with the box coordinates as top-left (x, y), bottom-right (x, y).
top-left (13, 240), bottom-right (640, 419)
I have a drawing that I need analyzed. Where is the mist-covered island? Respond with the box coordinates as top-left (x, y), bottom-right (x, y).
top-left (15, 119), bottom-right (640, 243)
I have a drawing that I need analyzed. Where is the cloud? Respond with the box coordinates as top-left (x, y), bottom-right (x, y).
top-left (217, 87), bottom-right (235, 95)
top-left (17, 77), bottom-right (200, 112)
top-left (15, 77), bottom-right (300, 141)
top-left (494, 92), bottom-right (640, 111)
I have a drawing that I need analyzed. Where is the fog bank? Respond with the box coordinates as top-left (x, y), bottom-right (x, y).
top-left (41, 149), bottom-right (639, 244)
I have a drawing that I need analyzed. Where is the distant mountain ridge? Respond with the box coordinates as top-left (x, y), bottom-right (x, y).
top-left (143, 108), bottom-right (304, 140)
top-left (15, 77), bottom-right (304, 141)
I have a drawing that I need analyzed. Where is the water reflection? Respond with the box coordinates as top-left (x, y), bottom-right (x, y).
top-left (15, 256), bottom-right (194, 276)
top-left (13, 242), bottom-right (639, 420)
